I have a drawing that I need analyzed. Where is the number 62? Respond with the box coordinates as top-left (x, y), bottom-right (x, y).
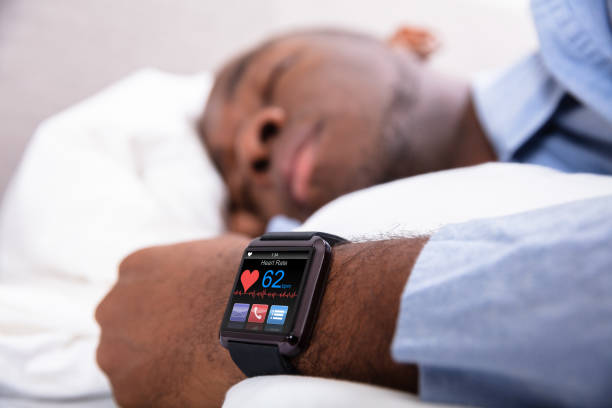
top-left (262, 269), bottom-right (284, 288)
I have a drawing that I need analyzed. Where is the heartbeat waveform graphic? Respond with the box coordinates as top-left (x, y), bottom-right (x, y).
top-left (233, 289), bottom-right (298, 300)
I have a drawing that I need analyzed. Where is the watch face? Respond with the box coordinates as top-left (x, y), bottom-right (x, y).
top-left (221, 249), bottom-right (311, 335)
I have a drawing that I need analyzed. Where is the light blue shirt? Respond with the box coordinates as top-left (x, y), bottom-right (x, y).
top-left (392, 195), bottom-right (612, 407)
top-left (393, 0), bottom-right (612, 406)
top-left (472, 0), bottom-right (612, 174)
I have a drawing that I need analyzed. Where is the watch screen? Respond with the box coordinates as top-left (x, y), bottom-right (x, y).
top-left (222, 249), bottom-right (310, 335)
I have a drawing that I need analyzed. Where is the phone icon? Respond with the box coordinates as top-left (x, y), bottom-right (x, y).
top-left (248, 304), bottom-right (269, 323)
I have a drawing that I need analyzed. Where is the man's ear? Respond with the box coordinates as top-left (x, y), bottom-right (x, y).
top-left (387, 26), bottom-right (439, 61)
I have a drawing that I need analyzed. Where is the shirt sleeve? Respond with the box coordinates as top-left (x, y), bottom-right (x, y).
top-left (391, 194), bottom-right (612, 408)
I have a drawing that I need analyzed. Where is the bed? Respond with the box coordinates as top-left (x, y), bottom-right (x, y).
top-left (2, 68), bottom-right (612, 407)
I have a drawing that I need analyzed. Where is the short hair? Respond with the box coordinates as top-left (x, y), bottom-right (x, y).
top-left (221, 28), bottom-right (379, 100)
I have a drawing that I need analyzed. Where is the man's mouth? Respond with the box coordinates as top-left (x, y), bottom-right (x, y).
top-left (282, 120), bottom-right (324, 208)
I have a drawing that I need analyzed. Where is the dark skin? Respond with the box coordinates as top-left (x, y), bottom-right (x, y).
top-left (97, 28), bottom-right (495, 406)
top-left (200, 28), bottom-right (496, 236)
top-left (96, 235), bottom-right (427, 407)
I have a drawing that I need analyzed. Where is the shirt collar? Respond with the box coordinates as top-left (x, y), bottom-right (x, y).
top-left (531, 0), bottom-right (612, 123)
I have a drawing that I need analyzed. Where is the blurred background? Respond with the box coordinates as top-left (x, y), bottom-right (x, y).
top-left (0, 0), bottom-right (537, 200)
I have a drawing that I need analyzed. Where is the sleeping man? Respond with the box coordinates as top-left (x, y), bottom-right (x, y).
top-left (96, 1), bottom-right (612, 407)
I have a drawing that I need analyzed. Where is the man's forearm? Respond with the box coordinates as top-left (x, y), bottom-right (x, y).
top-left (294, 237), bottom-right (428, 392)
top-left (96, 235), bottom-right (428, 407)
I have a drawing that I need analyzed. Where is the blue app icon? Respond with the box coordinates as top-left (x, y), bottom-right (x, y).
top-left (230, 303), bottom-right (250, 322)
top-left (266, 305), bottom-right (288, 325)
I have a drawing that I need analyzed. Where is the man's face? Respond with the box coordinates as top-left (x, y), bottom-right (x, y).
top-left (200, 32), bottom-right (417, 234)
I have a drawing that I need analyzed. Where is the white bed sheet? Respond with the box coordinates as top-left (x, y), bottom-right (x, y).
top-left (298, 162), bottom-right (612, 238)
top-left (224, 376), bottom-right (461, 408)
top-left (0, 69), bottom-right (226, 405)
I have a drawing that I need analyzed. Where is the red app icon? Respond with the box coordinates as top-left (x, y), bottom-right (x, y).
top-left (248, 304), bottom-right (269, 323)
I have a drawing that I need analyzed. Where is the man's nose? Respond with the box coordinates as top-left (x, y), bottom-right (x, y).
top-left (236, 106), bottom-right (285, 180)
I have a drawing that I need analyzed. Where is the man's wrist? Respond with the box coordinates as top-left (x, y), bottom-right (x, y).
top-left (293, 237), bottom-right (428, 393)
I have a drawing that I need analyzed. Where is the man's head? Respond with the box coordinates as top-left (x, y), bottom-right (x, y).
top-left (199, 28), bottom-right (442, 235)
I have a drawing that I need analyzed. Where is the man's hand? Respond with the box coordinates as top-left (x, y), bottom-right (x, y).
top-left (96, 234), bottom-right (250, 407)
top-left (97, 235), bottom-right (427, 407)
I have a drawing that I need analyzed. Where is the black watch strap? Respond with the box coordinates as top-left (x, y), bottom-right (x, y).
top-left (228, 231), bottom-right (347, 377)
top-left (259, 231), bottom-right (348, 246)
top-left (228, 341), bottom-right (297, 377)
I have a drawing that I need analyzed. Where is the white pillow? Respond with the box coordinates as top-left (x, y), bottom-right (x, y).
top-left (1, 68), bottom-right (225, 287)
top-left (0, 68), bottom-right (225, 401)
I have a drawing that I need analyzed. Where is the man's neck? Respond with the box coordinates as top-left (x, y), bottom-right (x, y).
top-left (384, 67), bottom-right (496, 180)
top-left (453, 94), bottom-right (498, 167)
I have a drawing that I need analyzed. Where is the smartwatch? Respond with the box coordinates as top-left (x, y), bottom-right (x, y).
top-left (219, 231), bottom-right (347, 377)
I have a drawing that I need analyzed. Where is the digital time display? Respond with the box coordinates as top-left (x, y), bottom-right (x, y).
top-left (222, 250), bottom-right (310, 334)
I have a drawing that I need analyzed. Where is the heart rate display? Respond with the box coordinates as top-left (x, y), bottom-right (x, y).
top-left (262, 269), bottom-right (285, 288)
top-left (222, 250), bottom-right (310, 335)
top-left (240, 269), bottom-right (259, 292)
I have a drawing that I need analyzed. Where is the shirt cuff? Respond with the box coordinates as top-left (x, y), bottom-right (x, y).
top-left (390, 195), bottom-right (612, 407)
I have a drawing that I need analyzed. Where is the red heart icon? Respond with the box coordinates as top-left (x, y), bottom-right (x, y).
top-left (240, 269), bottom-right (259, 292)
